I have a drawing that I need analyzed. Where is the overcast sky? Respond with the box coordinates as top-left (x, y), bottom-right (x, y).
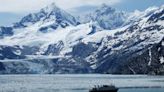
top-left (0, 0), bottom-right (121, 13)
top-left (0, 0), bottom-right (163, 26)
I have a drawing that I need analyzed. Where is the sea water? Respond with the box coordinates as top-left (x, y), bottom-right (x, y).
top-left (0, 74), bottom-right (164, 92)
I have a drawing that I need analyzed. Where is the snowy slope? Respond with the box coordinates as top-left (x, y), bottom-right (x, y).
top-left (0, 4), bottom-right (163, 74)
top-left (85, 5), bottom-right (164, 74)
top-left (0, 22), bottom-right (101, 56)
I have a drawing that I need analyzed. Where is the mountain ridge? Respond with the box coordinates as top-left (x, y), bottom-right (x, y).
top-left (0, 3), bottom-right (163, 74)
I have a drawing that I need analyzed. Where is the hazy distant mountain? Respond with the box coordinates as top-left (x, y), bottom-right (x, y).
top-left (78, 4), bottom-right (128, 30)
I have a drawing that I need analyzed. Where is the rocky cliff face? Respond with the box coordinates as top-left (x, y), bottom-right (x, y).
top-left (118, 38), bottom-right (164, 75)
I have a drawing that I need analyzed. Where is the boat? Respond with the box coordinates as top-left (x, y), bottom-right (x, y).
top-left (89, 85), bottom-right (118, 92)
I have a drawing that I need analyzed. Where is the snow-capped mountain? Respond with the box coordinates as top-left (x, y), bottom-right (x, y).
top-left (0, 3), bottom-right (79, 38)
top-left (83, 5), bottom-right (164, 74)
top-left (14, 3), bottom-right (79, 31)
top-left (79, 4), bottom-right (128, 30)
top-left (0, 3), bottom-right (163, 74)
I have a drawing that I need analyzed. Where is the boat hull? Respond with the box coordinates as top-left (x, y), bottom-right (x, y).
top-left (89, 89), bottom-right (118, 92)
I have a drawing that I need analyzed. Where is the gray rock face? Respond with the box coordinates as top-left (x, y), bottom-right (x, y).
top-left (0, 27), bottom-right (13, 38)
top-left (0, 46), bottom-right (25, 60)
top-left (92, 39), bottom-right (164, 75)
top-left (72, 42), bottom-right (97, 58)
top-left (0, 62), bottom-right (5, 71)
top-left (117, 38), bottom-right (164, 75)
top-left (44, 41), bottom-right (64, 55)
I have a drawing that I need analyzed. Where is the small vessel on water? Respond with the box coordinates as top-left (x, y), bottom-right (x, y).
top-left (89, 85), bottom-right (118, 92)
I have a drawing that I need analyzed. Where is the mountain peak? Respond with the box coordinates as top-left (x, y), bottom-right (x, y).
top-left (13, 2), bottom-right (79, 28)
top-left (100, 3), bottom-right (110, 8)
top-left (41, 2), bottom-right (60, 13)
top-left (96, 3), bottom-right (115, 14)
top-left (50, 2), bottom-right (57, 7)
top-left (87, 4), bottom-right (126, 29)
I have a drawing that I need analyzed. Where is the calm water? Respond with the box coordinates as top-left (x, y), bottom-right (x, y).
top-left (0, 74), bottom-right (164, 92)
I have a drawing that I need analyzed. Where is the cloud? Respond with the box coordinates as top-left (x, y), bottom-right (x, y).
top-left (0, 0), bottom-right (121, 13)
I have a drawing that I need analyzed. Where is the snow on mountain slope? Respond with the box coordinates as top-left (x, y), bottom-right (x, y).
top-left (0, 3), bottom-right (163, 74)
top-left (63, 5), bottom-right (163, 73)
top-left (79, 4), bottom-right (128, 30)
top-left (82, 25), bottom-right (130, 44)
top-left (125, 6), bottom-right (159, 24)
top-left (84, 5), bottom-right (164, 74)
top-left (0, 3), bottom-right (79, 39)
top-left (13, 3), bottom-right (79, 29)
top-left (0, 21), bottom-right (102, 56)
